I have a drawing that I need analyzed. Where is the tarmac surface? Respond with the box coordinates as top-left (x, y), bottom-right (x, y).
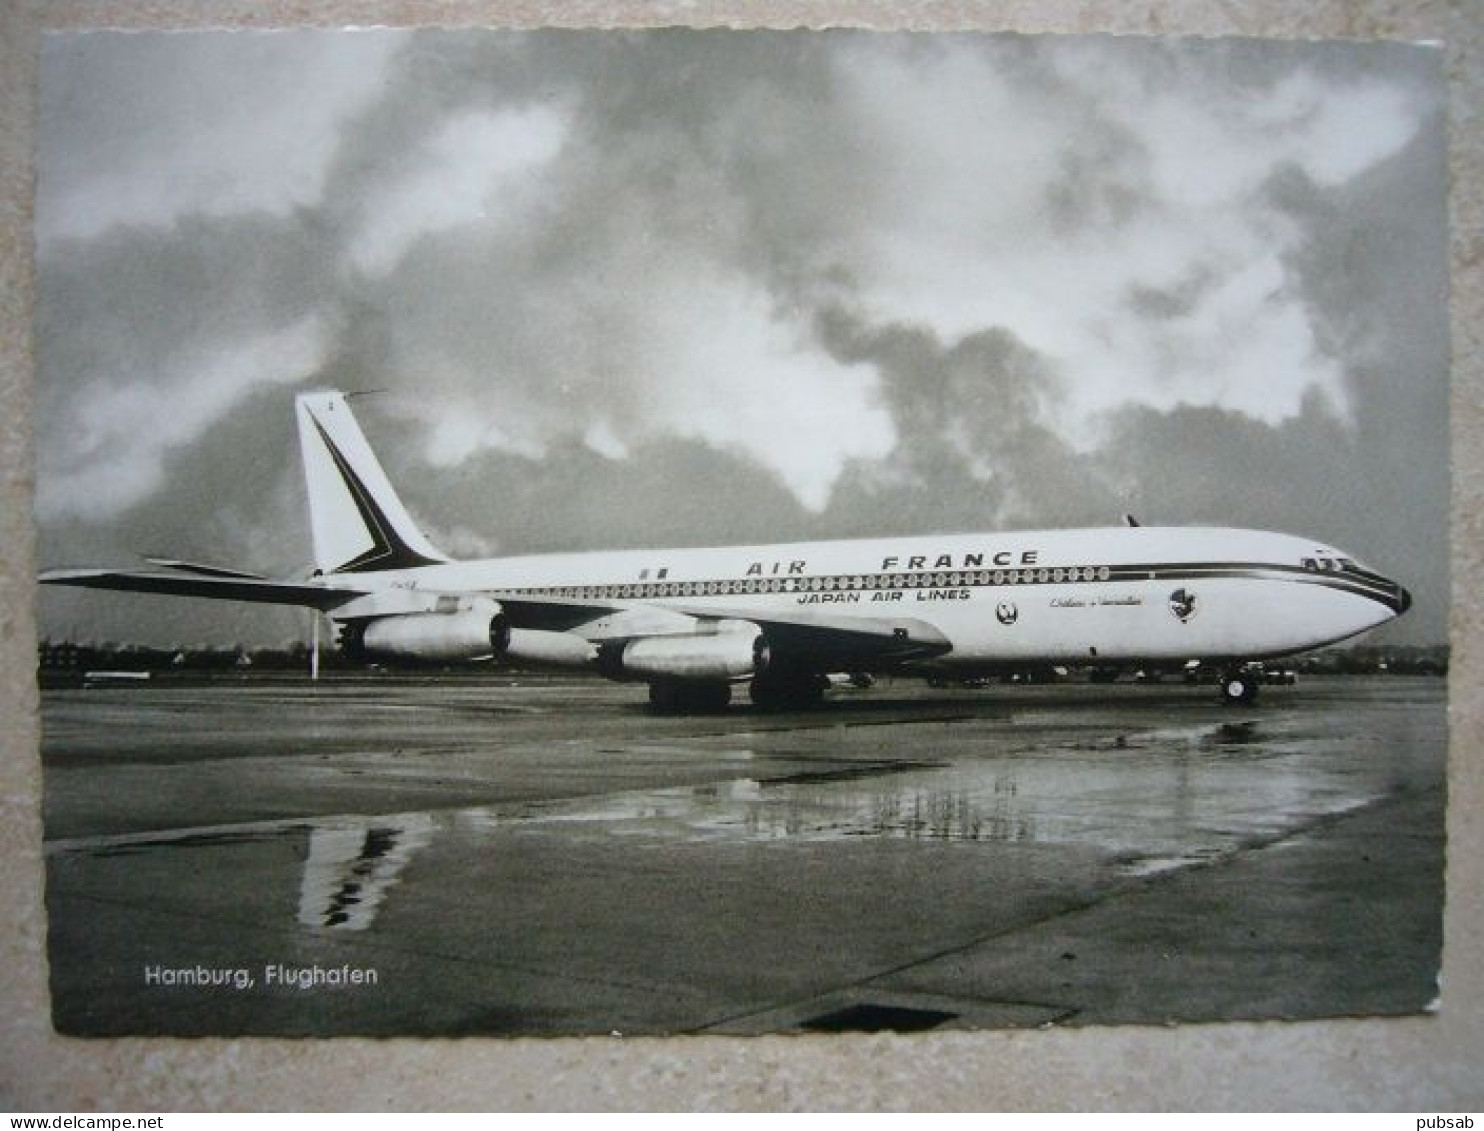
top-left (39, 673), bottom-right (1445, 1037)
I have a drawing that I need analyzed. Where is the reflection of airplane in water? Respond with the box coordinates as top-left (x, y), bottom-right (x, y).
top-left (292, 782), bottom-right (1031, 934)
top-left (298, 814), bottom-right (434, 931)
top-left (42, 391), bottom-right (1410, 712)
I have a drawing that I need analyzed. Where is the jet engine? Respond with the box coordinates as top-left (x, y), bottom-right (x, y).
top-left (490, 617), bottom-right (598, 668)
top-left (358, 606), bottom-right (502, 663)
top-left (600, 620), bottom-right (770, 681)
top-left (343, 597), bottom-right (603, 669)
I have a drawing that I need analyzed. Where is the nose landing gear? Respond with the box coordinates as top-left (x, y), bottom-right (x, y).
top-left (1219, 666), bottom-right (1261, 706)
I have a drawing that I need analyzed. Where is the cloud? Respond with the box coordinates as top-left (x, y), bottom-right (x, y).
top-left (350, 103), bottom-right (573, 275)
top-left (627, 273), bottom-right (896, 511)
top-left (813, 307), bottom-right (1120, 532)
top-left (36, 314), bottom-right (331, 522)
top-left (38, 30), bottom-right (405, 246)
top-left (813, 36), bottom-right (1431, 447)
top-left (32, 30), bottom-right (1449, 645)
top-left (34, 206), bottom-right (344, 531)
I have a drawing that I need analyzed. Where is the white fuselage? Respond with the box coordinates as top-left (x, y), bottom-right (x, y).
top-left (332, 525), bottom-right (1408, 669)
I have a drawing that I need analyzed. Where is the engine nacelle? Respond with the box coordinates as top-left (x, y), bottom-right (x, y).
top-left (491, 620), bottom-right (598, 668)
top-left (359, 606), bottom-right (500, 663)
top-left (604, 622), bottom-right (769, 681)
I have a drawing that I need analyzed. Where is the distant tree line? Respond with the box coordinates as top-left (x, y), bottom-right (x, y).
top-left (36, 639), bottom-right (357, 675)
top-left (36, 638), bottom-right (1450, 679)
top-left (1288, 644), bottom-right (1449, 676)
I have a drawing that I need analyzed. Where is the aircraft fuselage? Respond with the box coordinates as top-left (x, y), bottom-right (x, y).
top-left (342, 525), bottom-right (1408, 669)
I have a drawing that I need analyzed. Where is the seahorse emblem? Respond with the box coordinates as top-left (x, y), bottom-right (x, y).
top-left (1169, 588), bottom-right (1198, 622)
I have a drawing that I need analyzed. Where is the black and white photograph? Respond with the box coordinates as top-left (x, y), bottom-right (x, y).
top-left (33, 27), bottom-right (1448, 1039)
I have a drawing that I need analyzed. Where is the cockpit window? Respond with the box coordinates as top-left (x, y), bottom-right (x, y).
top-left (1304, 554), bottom-right (1368, 573)
top-left (1304, 555), bottom-right (1357, 572)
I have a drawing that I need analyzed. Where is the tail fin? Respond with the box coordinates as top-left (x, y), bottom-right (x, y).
top-left (296, 391), bottom-right (447, 574)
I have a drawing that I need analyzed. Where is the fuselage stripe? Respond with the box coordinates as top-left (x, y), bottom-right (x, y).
top-left (483, 561), bottom-right (1406, 614)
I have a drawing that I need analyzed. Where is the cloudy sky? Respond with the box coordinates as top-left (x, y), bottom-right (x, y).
top-left (34, 30), bottom-right (1448, 646)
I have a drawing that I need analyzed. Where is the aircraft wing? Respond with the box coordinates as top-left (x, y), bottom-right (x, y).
top-left (675, 602), bottom-right (953, 665)
top-left (493, 592), bottom-right (952, 665)
top-left (41, 571), bottom-right (952, 665)
top-left (489, 592), bottom-right (641, 632)
top-left (39, 568), bottom-right (364, 611)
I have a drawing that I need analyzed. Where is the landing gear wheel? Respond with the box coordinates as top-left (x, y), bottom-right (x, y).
top-left (749, 670), bottom-right (827, 711)
top-left (648, 680), bottom-right (732, 714)
top-left (689, 681), bottom-right (732, 713)
top-left (649, 681), bottom-right (681, 713)
top-left (1220, 670), bottom-right (1260, 706)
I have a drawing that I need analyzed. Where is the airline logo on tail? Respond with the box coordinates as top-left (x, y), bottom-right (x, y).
top-left (295, 393), bottom-right (446, 575)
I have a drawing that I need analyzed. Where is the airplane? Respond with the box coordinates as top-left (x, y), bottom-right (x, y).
top-left (40, 390), bottom-right (1412, 712)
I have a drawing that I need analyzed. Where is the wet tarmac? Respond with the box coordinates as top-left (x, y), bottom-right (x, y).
top-left (40, 674), bottom-right (1445, 1036)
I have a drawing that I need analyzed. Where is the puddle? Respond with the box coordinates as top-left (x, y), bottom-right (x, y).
top-left (83, 829), bottom-right (281, 857)
top-left (48, 716), bottom-right (1403, 936)
top-left (297, 815), bottom-right (435, 930)
top-left (465, 768), bottom-right (1050, 845)
top-left (1121, 847), bottom-right (1228, 878)
top-left (1117, 794), bottom-right (1382, 878)
top-left (53, 813), bottom-right (437, 933)
top-left (758, 761), bottom-right (939, 787)
top-left (1202, 721), bottom-right (1262, 747)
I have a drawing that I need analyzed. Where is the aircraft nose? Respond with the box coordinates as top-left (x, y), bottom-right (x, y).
top-left (1374, 573), bottom-right (1412, 617)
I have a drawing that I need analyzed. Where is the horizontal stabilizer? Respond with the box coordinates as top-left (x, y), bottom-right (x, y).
top-left (39, 568), bottom-right (362, 611)
top-left (143, 557), bottom-right (269, 580)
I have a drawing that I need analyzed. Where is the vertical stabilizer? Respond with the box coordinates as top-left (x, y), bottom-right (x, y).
top-left (296, 392), bottom-right (446, 574)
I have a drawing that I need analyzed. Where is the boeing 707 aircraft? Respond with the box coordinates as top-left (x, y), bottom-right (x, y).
top-left (40, 391), bottom-right (1412, 711)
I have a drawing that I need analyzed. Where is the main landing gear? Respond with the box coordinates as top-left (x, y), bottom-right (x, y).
top-left (1219, 666), bottom-right (1260, 706)
top-left (749, 668), bottom-right (829, 711)
top-left (648, 680), bottom-right (732, 714)
top-left (645, 668), bottom-right (832, 714)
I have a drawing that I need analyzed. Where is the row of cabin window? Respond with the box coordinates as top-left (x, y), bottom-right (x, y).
top-left (531, 565), bottom-right (1117, 601)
